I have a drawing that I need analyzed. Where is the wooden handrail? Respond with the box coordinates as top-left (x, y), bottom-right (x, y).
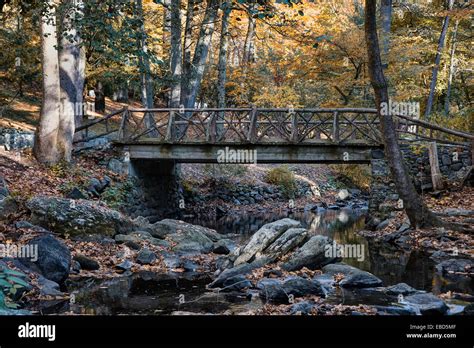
top-left (75, 108), bottom-right (126, 133)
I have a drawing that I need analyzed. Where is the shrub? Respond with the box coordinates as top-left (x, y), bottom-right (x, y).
top-left (265, 166), bottom-right (297, 198)
top-left (0, 267), bottom-right (29, 310)
top-left (329, 164), bottom-right (371, 190)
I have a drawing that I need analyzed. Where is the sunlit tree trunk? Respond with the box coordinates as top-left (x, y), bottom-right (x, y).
top-left (217, 1), bottom-right (232, 135)
top-left (379, 0), bottom-right (392, 68)
top-left (183, 0), bottom-right (219, 109)
top-left (169, 0), bottom-right (182, 108)
top-left (242, 3), bottom-right (256, 65)
top-left (35, 1), bottom-right (62, 165)
top-left (136, 0), bottom-right (154, 109)
top-left (180, 0), bottom-right (196, 106)
top-left (425, 0), bottom-right (454, 118)
top-left (365, 0), bottom-right (441, 229)
top-left (59, 0), bottom-right (84, 156)
top-left (444, 19), bottom-right (459, 116)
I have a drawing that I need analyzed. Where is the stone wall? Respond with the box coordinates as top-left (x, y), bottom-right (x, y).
top-left (368, 144), bottom-right (472, 223)
top-left (401, 144), bottom-right (472, 191)
top-left (0, 128), bottom-right (34, 151)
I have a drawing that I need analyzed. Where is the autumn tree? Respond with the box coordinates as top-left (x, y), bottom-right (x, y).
top-left (365, 0), bottom-right (442, 228)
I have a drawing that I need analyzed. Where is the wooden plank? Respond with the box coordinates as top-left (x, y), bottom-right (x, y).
top-left (165, 110), bottom-right (175, 142)
top-left (332, 111), bottom-right (340, 143)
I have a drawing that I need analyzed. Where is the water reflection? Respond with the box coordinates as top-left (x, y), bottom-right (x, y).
top-left (185, 209), bottom-right (473, 294)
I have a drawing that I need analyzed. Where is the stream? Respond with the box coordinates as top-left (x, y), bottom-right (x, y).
top-left (66, 208), bottom-right (471, 315)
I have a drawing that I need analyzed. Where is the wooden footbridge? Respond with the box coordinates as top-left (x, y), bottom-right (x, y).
top-left (75, 107), bottom-right (474, 164)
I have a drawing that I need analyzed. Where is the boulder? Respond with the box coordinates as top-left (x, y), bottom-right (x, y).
top-left (404, 293), bottom-right (448, 315)
top-left (167, 229), bottom-right (214, 254)
top-left (38, 276), bottom-right (63, 297)
top-left (73, 254), bottom-right (100, 271)
top-left (209, 257), bottom-right (272, 288)
top-left (258, 277), bottom-right (325, 303)
top-left (26, 196), bottom-right (136, 237)
top-left (213, 239), bottom-right (237, 255)
top-left (336, 189), bottom-right (351, 201)
top-left (115, 231), bottom-right (170, 248)
top-left (322, 263), bottom-right (383, 288)
top-left (234, 218), bottom-right (301, 265)
top-left (136, 249), bottom-right (157, 265)
top-left (282, 235), bottom-right (339, 271)
top-left (151, 219), bottom-right (223, 241)
top-left (0, 177), bottom-right (17, 220)
top-left (221, 275), bottom-right (252, 292)
top-left (290, 301), bottom-right (315, 315)
top-left (435, 258), bottom-right (473, 280)
top-left (20, 234), bottom-right (71, 284)
top-left (385, 283), bottom-right (418, 296)
top-left (263, 228), bottom-right (308, 260)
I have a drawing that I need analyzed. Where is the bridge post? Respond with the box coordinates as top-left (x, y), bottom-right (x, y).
top-left (165, 110), bottom-right (175, 142)
top-left (291, 111), bottom-right (299, 143)
top-left (206, 111), bottom-right (217, 143)
top-left (117, 107), bottom-right (129, 141)
top-left (332, 111), bottom-right (340, 143)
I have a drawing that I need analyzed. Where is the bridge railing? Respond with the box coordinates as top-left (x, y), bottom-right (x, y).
top-left (118, 107), bottom-right (383, 145)
top-left (74, 107), bottom-right (474, 148)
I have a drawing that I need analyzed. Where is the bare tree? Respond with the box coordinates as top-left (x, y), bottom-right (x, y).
top-left (444, 19), bottom-right (459, 116)
top-left (425, 0), bottom-right (455, 118)
top-left (182, 0), bottom-right (220, 108)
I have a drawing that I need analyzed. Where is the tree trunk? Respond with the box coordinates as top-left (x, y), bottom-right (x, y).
top-left (34, 1), bottom-right (61, 165)
top-left (218, 1), bottom-right (231, 109)
top-left (425, 0), bottom-right (455, 118)
top-left (242, 4), bottom-right (256, 65)
top-left (379, 0), bottom-right (392, 68)
top-left (217, 1), bottom-right (232, 136)
top-left (180, 0), bottom-right (196, 106)
top-left (59, 0), bottom-right (84, 159)
top-left (365, 0), bottom-right (441, 229)
top-left (169, 0), bottom-right (182, 108)
top-left (444, 19), bottom-right (459, 116)
top-left (136, 0), bottom-right (154, 109)
top-left (183, 0), bottom-right (219, 109)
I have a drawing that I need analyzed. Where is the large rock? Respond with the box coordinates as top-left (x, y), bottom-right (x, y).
top-left (258, 276), bottom-right (325, 303)
top-left (322, 263), bottom-right (383, 288)
top-left (234, 218), bottom-right (301, 265)
top-left (0, 177), bottom-right (17, 220)
top-left (20, 234), bottom-right (71, 284)
top-left (26, 196), bottom-right (137, 237)
top-left (282, 235), bottom-right (339, 271)
top-left (167, 229), bottom-right (214, 254)
top-left (209, 257), bottom-right (272, 288)
top-left (263, 228), bottom-right (308, 259)
top-left (435, 258), bottom-right (473, 280)
top-left (404, 293), bottom-right (448, 315)
top-left (150, 219), bottom-right (223, 241)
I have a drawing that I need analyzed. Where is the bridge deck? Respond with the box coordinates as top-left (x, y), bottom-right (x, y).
top-left (116, 141), bottom-right (382, 164)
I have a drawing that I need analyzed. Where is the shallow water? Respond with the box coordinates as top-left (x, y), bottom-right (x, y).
top-left (67, 208), bottom-right (471, 315)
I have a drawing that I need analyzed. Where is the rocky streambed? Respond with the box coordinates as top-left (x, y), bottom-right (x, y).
top-left (1, 193), bottom-right (472, 316)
